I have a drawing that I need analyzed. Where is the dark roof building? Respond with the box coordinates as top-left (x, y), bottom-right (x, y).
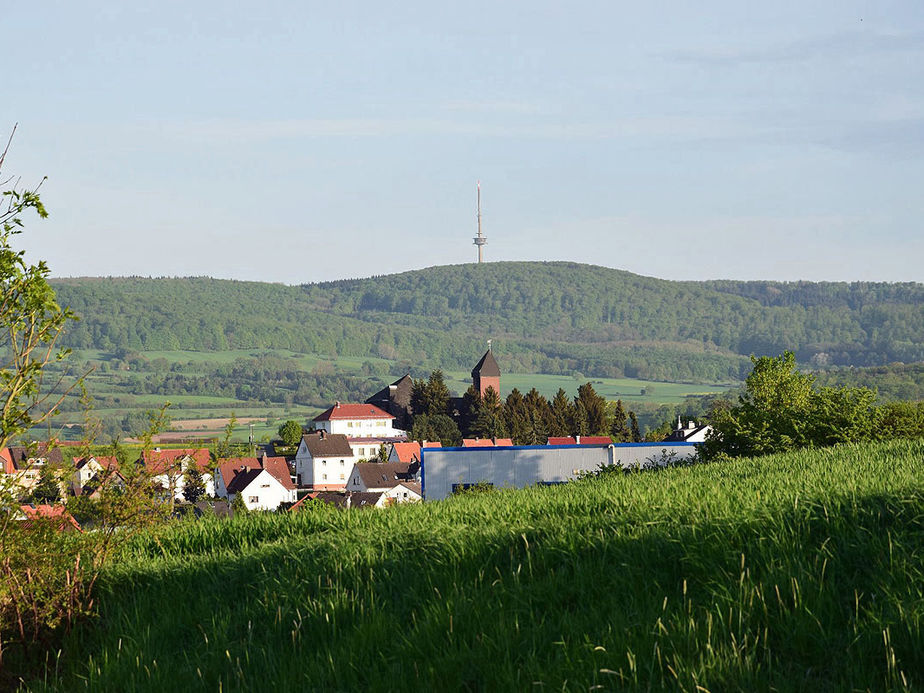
top-left (471, 349), bottom-right (501, 397)
top-left (346, 461), bottom-right (417, 492)
top-left (366, 374), bottom-right (414, 430)
top-left (300, 431), bottom-right (354, 458)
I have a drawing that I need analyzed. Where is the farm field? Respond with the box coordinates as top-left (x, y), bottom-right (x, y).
top-left (43, 349), bottom-right (734, 442)
top-left (26, 439), bottom-right (924, 691)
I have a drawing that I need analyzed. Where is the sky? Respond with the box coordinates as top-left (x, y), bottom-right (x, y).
top-left (3, 1), bottom-right (923, 284)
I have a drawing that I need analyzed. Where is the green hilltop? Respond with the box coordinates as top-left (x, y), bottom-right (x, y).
top-left (51, 261), bottom-right (924, 383)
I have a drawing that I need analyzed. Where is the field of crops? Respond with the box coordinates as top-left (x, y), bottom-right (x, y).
top-left (24, 439), bottom-right (924, 691)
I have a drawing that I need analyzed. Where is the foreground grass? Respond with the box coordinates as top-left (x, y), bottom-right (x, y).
top-left (25, 440), bottom-right (924, 691)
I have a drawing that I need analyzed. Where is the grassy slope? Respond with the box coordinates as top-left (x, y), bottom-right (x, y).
top-left (28, 440), bottom-right (924, 692)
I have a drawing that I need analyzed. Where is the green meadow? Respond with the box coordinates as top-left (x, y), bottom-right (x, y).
top-left (24, 439), bottom-right (924, 691)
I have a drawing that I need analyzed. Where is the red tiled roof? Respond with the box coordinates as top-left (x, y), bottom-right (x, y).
top-left (19, 504), bottom-right (82, 531)
top-left (578, 436), bottom-right (613, 445)
top-left (493, 438), bottom-right (514, 447)
top-left (547, 436), bottom-right (576, 445)
top-left (74, 455), bottom-right (119, 471)
top-left (313, 403), bottom-right (394, 422)
top-left (422, 441), bottom-right (442, 448)
top-left (390, 441), bottom-right (421, 463)
top-left (218, 456), bottom-right (295, 492)
top-left (462, 438), bottom-right (494, 447)
top-left (143, 448), bottom-right (211, 474)
top-left (313, 402), bottom-right (395, 421)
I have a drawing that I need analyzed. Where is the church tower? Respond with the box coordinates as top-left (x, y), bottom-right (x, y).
top-left (471, 348), bottom-right (501, 397)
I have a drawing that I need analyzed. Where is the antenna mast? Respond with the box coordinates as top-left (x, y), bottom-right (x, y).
top-left (473, 181), bottom-right (487, 263)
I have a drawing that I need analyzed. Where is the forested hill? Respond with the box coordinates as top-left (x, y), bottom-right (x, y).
top-left (50, 262), bottom-right (924, 383)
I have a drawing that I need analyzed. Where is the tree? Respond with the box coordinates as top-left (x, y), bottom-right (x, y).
top-left (609, 399), bottom-right (631, 442)
top-left (410, 413), bottom-right (462, 447)
top-left (411, 369), bottom-right (452, 420)
top-left (629, 411), bottom-right (642, 443)
top-left (575, 382), bottom-right (607, 435)
top-left (277, 419), bottom-right (303, 447)
top-left (549, 388), bottom-right (572, 437)
top-left (377, 443), bottom-right (388, 462)
top-left (471, 386), bottom-right (507, 440)
top-left (182, 461), bottom-right (206, 504)
top-left (0, 127), bottom-right (77, 451)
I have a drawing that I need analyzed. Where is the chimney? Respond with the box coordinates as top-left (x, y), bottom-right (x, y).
top-left (335, 401), bottom-right (341, 408)
top-left (261, 452), bottom-right (268, 467)
top-left (575, 435), bottom-right (581, 444)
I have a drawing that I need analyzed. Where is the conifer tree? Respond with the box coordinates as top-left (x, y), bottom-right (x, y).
top-left (609, 399), bottom-right (631, 442)
top-left (549, 388), bottom-right (572, 437)
top-left (629, 411), bottom-right (642, 442)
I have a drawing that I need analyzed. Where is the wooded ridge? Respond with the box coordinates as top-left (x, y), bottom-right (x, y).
top-left (50, 261), bottom-right (924, 383)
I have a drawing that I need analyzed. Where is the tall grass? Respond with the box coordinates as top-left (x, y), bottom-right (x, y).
top-left (23, 440), bottom-right (924, 691)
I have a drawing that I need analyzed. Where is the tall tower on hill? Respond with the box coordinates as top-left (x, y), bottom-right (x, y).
top-left (471, 347), bottom-right (500, 397)
top-left (473, 181), bottom-right (486, 263)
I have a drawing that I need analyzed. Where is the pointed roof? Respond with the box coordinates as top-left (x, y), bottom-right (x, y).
top-left (471, 349), bottom-right (500, 378)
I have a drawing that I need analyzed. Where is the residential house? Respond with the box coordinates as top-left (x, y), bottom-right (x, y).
top-left (17, 504), bottom-right (82, 532)
top-left (344, 462), bottom-right (417, 493)
top-left (216, 455), bottom-right (297, 511)
top-left (381, 481), bottom-right (422, 505)
top-left (664, 419), bottom-right (712, 443)
top-left (294, 431), bottom-right (355, 490)
top-left (71, 456), bottom-right (122, 497)
top-left (387, 440), bottom-right (441, 464)
top-left (142, 448), bottom-right (214, 501)
top-left (1, 444), bottom-right (64, 492)
top-left (366, 374), bottom-right (414, 431)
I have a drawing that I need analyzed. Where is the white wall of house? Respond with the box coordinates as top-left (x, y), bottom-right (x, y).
top-left (294, 444), bottom-right (354, 489)
top-left (234, 470), bottom-right (297, 511)
top-left (315, 418), bottom-right (404, 437)
top-left (383, 483), bottom-right (421, 504)
top-left (153, 470), bottom-right (215, 501)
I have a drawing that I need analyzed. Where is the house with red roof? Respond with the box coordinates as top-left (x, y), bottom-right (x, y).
top-left (141, 448), bottom-right (214, 501)
top-left (461, 438), bottom-right (514, 448)
top-left (71, 456), bottom-right (123, 498)
top-left (215, 455), bottom-right (297, 511)
top-left (1, 444), bottom-right (64, 493)
top-left (387, 440), bottom-right (442, 464)
top-left (17, 504), bottom-right (82, 532)
top-left (313, 402), bottom-right (405, 437)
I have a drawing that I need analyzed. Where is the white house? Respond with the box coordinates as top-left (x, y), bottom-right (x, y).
top-left (71, 456), bottom-right (121, 497)
top-left (344, 462), bottom-right (417, 493)
top-left (142, 448), bottom-right (215, 501)
top-left (664, 419), bottom-right (712, 443)
top-left (217, 456), bottom-right (297, 511)
top-left (382, 481), bottom-right (422, 505)
top-left (312, 402), bottom-right (405, 438)
top-left (1, 444), bottom-right (64, 493)
top-left (294, 431), bottom-right (355, 490)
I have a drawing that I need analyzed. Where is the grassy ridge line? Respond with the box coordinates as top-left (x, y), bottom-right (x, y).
top-left (30, 440), bottom-right (924, 691)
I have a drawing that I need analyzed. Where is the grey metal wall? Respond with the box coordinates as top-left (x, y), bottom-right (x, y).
top-left (420, 443), bottom-right (697, 501)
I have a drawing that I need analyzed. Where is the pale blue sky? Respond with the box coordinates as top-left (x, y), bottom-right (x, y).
top-left (4, 1), bottom-right (923, 283)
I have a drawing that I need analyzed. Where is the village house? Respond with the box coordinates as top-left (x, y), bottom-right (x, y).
top-left (381, 481), bottom-right (422, 505)
top-left (664, 419), bottom-right (712, 443)
top-left (216, 455), bottom-right (297, 511)
top-left (291, 491), bottom-right (385, 510)
top-left (366, 374), bottom-right (414, 431)
top-left (141, 448), bottom-right (214, 501)
top-left (1, 444), bottom-right (64, 492)
top-left (387, 440), bottom-right (441, 464)
top-left (311, 402), bottom-right (407, 460)
top-left (344, 461), bottom-right (418, 494)
top-left (71, 456), bottom-right (122, 498)
top-left (294, 431), bottom-right (355, 490)
top-left (17, 503), bottom-right (82, 532)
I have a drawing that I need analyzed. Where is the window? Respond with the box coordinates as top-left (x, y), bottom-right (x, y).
top-left (322, 473), bottom-right (327, 480)
top-left (260, 483), bottom-right (270, 488)
top-left (339, 473), bottom-right (345, 480)
top-left (322, 460), bottom-right (327, 465)
top-left (249, 496), bottom-right (259, 503)
top-left (347, 421), bottom-right (353, 428)
top-left (452, 482), bottom-right (494, 494)
top-left (340, 459), bottom-right (345, 465)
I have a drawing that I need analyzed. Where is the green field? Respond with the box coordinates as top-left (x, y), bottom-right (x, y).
top-left (25, 439), bottom-right (924, 691)
top-left (45, 349), bottom-right (734, 442)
